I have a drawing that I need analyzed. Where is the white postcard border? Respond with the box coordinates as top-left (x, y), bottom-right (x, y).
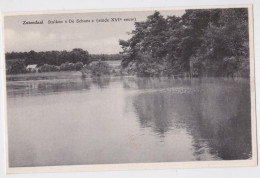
top-left (1, 4), bottom-right (257, 174)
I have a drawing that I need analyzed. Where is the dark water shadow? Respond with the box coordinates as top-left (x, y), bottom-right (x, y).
top-left (91, 77), bottom-right (111, 89)
top-left (127, 78), bottom-right (252, 160)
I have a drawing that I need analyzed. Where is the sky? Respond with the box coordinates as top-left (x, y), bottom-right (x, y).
top-left (4, 10), bottom-right (185, 54)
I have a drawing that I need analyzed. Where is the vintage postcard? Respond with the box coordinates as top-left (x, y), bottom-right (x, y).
top-left (1, 5), bottom-right (257, 174)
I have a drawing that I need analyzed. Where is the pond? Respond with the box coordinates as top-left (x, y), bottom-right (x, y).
top-left (6, 72), bottom-right (252, 167)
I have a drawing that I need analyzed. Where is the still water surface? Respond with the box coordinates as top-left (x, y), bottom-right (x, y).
top-left (6, 72), bottom-right (252, 167)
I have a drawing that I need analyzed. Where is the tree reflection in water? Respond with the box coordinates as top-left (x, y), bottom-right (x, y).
top-left (128, 78), bottom-right (251, 160)
top-left (91, 77), bottom-right (111, 88)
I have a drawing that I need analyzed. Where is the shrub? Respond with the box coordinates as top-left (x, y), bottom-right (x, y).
top-left (38, 64), bottom-right (59, 72)
top-left (90, 61), bottom-right (110, 77)
top-left (6, 60), bottom-right (27, 74)
top-left (60, 62), bottom-right (75, 71)
top-left (75, 62), bottom-right (84, 71)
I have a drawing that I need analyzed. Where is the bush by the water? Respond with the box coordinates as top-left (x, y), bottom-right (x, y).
top-left (38, 64), bottom-right (59, 72)
top-left (90, 61), bottom-right (110, 77)
top-left (6, 60), bottom-right (27, 74)
top-left (38, 62), bottom-right (84, 73)
top-left (60, 62), bottom-right (83, 71)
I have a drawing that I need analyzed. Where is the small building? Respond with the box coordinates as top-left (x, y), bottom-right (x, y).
top-left (26, 64), bottom-right (38, 73)
top-left (89, 61), bottom-right (100, 66)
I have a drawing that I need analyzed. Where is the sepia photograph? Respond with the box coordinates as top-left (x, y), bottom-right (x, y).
top-left (2, 5), bottom-right (257, 173)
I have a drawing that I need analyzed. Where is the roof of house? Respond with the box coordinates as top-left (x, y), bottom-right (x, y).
top-left (27, 64), bottom-right (37, 69)
top-left (90, 61), bottom-right (99, 64)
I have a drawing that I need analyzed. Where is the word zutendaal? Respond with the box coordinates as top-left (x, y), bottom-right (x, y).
top-left (22, 20), bottom-right (43, 25)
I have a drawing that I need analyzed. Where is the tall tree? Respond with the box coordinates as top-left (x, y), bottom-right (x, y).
top-left (120, 8), bottom-right (250, 77)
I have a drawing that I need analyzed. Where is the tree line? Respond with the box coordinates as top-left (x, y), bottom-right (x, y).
top-left (6, 48), bottom-right (90, 66)
top-left (119, 8), bottom-right (250, 77)
top-left (91, 54), bottom-right (123, 61)
top-left (5, 49), bottom-right (124, 74)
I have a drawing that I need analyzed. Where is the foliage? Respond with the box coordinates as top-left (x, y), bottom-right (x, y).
top-left (6, 60), bottom-right (27, 74)
top-left (90, 61), bottom-right (111, 77)
top-left (38, 64), bottom-right (59, 73)
top-left (37, 62), bottom-right (83, 73)
top-left (75, 62), bottom-right (84, 71)
top-left (6, 48), bottom-right (90, 66)
top-left (91, 54), bottom-right (124, 61)
top-left (120, 8), bottom-right (250, 77)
